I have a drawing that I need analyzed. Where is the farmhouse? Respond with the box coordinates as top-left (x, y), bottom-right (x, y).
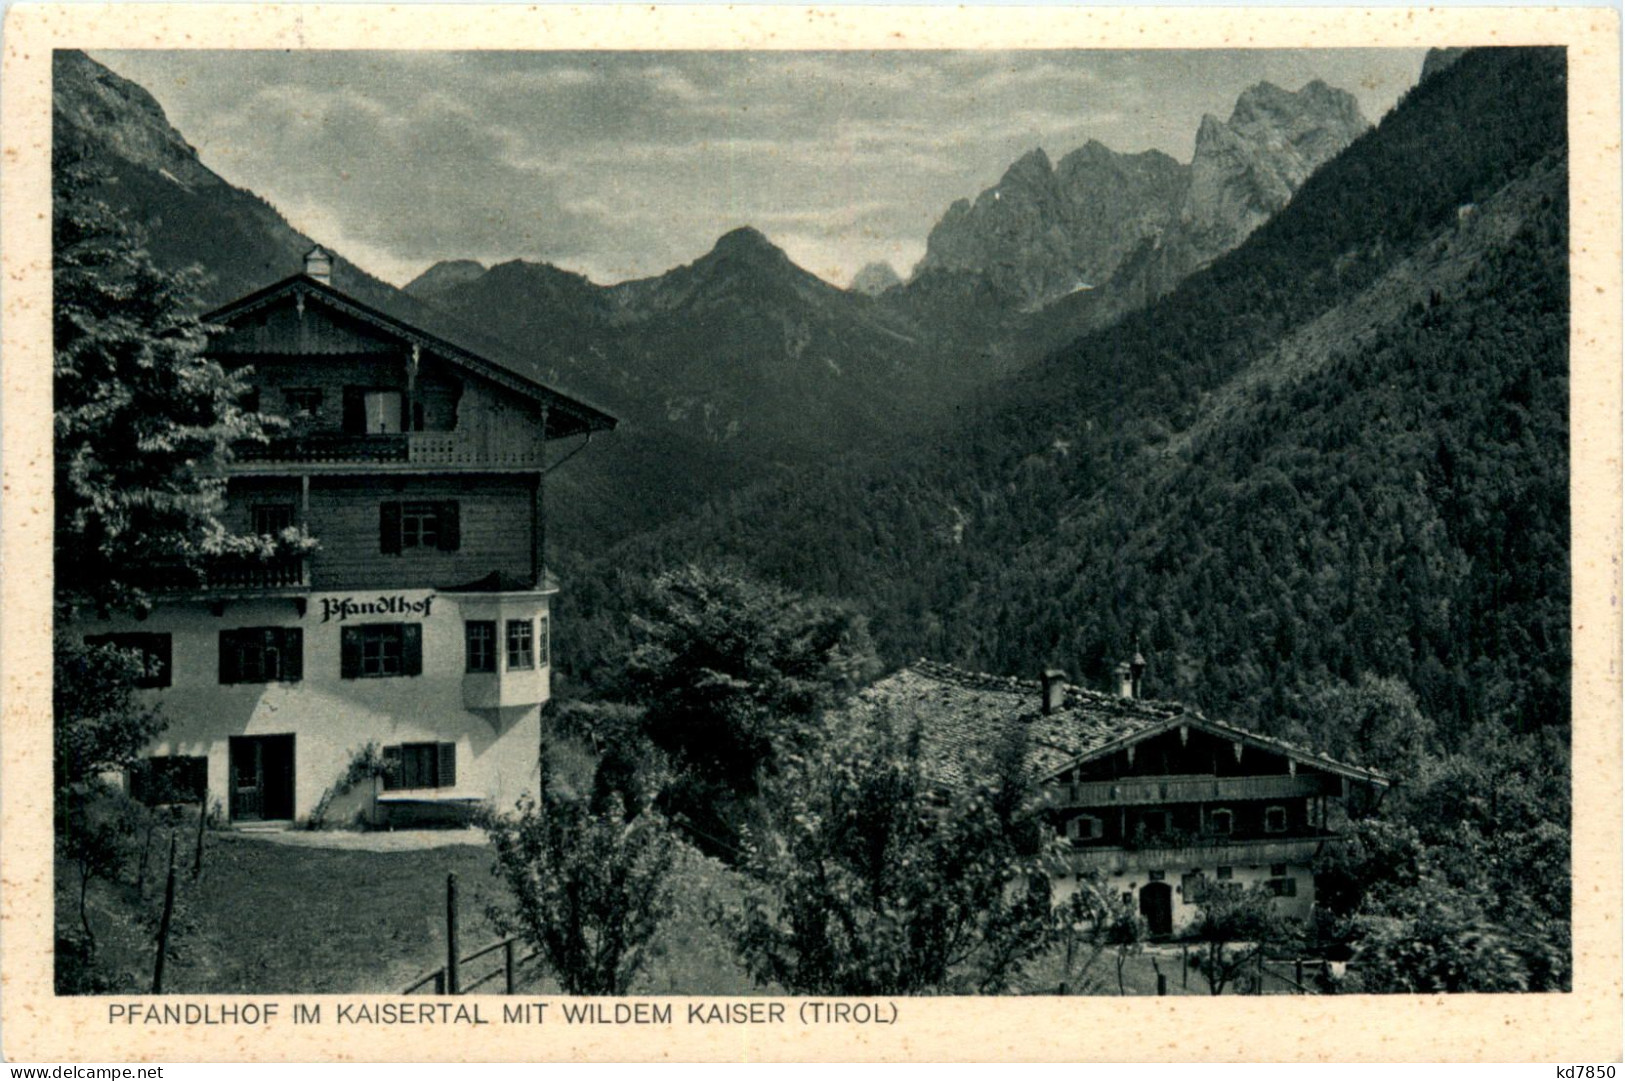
top-left (80, 247), bottom-right (616, 825)
top-left (844, 659), bottom-right (1389, 934)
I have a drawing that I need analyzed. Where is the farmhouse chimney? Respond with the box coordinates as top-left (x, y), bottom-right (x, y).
top-left (303, 245), bottom-right (334, 285)
top-left (1041, 669), bottom-right (1066, 715)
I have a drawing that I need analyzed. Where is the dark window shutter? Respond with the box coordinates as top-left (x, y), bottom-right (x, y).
top-left (437, 743), bottom-right (457, 789)
top-left (129, 760), bottom-right (149, 804)
top-left (341, 627), bottom-right (362, 680)
top-left (438, 501), bottom-right (460, 551)
top-left (401, 623), bottom-right (423, 676)
top-left (380, 502), bottom-right (402, 555)
top-left (381, 745), bottom-right (403, 791)
top-left (187, 757), bottom-right (208, 802)
top-left (412, 402), bottom-right (425, 431)
top-left (342, 387), bottom-right (366, 433)
top-left (282, 627), bottom-right (303, 682)
top-left (219, 631), bottom-right (237, 684)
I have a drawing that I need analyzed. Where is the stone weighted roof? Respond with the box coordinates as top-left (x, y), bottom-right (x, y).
top-left (841, 660), bottom-right (1389, 790)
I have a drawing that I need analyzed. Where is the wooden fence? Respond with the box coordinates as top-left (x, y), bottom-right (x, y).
top-left (402, 873), bottom-right (543, 995)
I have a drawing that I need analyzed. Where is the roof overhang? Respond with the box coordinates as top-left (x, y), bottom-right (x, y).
top-left (205, 275), bottom-right (617, 441)
top-left (1039, 712), bottom-right (1391, 788)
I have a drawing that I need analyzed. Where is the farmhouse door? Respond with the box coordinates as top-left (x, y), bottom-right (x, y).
top-left (229, 735), bottom-right (295, 821)
top-left (1139, 881), bottom-right (1174, 936)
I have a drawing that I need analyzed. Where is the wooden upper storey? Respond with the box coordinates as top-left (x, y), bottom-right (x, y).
top-left (208, 274), bottom-right (616, 474)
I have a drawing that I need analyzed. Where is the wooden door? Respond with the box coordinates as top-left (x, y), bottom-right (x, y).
top-left (1139, 881), bottom-right (1174, 937)
top-left (229, 735), bottom-right (295, 821)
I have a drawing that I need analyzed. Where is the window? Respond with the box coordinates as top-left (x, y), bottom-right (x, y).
top-left (219, 627), bottom-right (303, 684)
top-left (282, 388), bottom-right (322, 417)
top-left (465, 621), bottom-right (497, 673)
top-left (1065, 814), bottom-right (1103, 842)
top-left (1216, 866), bottom-right (1233, 881)
top-left (382, 742), bottom-right (456, 791)
top-left (506, 619), bottom-right (534, 670)
top-left (1181, 871), bottom-right (1208, 904)
top-left (1267, 874), bottom-right (1298, 898)
top-left (84, 633), bottom-right (171, 688)
top-left (130, 756), bottom-right (207, 805)
top-left (343, 387), bottom-right (405, 434)
top-left (1264, 805), bottom-right (1289, 833)
top-left (1208, 807), bottom-right (1234, 836)
top-left (537, 614), bottom-right (550, 667)
top-left (340, 623), bottom-right (423, 679)
top-left (251, 504), bottom-right (295, 536)
top-left (1136, 810), bottom-right (1173, 839)
top-left (379, 501), bottom-right (460, 554)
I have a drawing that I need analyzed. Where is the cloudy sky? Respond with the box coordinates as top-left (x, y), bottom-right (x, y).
top-left (96, 49), bottom-right (1428, 288)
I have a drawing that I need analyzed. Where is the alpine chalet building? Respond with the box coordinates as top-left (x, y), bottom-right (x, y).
top-left (84, 248), bottom-right (616, 825)
top-left (846, 660), bottom-right (1389, 935)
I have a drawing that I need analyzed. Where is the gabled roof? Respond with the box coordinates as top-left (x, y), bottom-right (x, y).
top-left (842, 660), bottom-right (1390, 791)
top-left (205, 272), bottom-right (617, 441)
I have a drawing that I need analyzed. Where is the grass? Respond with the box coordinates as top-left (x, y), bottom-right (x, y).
top-left (57, 828), bottom-right (760, 995)
top-left (60, 827), bottom-right (1307, 996)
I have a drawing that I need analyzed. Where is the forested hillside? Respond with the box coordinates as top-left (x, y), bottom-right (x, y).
top-left (559, 47), bottom-right (1569, 756)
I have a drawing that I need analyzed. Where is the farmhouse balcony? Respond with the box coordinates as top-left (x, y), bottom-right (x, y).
top-left (1065, 835), bottom-right (1340, 875)
top-left (151, 554), bottom-right (311, 595)
top-left (1044, 772), bottom-right (1341, 809)
top-left (231, 432), bottom-right (546, 469)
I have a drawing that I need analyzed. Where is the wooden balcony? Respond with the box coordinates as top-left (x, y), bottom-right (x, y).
top-left (1045, 772), bottom-right (1340, 809)
top-left (1066, 835), bottom-right (1339, 874)
top-left (231, 431), bottom-right (544, 470)
top-left (152, 554), bottom-right (310, 595)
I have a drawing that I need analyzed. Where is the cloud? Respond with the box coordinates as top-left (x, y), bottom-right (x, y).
top-left (92, 48), bottom-right (1428, 286)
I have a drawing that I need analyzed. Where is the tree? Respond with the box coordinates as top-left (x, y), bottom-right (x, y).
top-left (622, 565), bottom-right (879, 849)
top-left (53, 632), bottom-right (167, 793)
top-left (483, 753), bottom-right (679, 995)
top-left (732, 711), bottom-right (1060, 995)
top-left (1192, 885), bottom-right (1284, 995)
top-left (53, 152), bottom-right (272, 611)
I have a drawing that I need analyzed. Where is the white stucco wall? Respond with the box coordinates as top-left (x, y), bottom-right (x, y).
top-left (78, 588), bottom-right (550, 821)
top-left (1051, 859), bottom-right (1316, 931)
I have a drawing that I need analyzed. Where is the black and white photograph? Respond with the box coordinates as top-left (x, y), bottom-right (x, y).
top-left (36, 31), bottom-right (1585, 1017)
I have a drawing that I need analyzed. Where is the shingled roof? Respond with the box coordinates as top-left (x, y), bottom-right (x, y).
top-left (204, 266), bottom-right (617, 441)
top-left (842, 661), bottom-right (1389, 791)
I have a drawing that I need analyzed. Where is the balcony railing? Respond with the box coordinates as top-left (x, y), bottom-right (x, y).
top-left (1045, 773), bottom-right (1340, 808)
top-left (232, 431), bottom-right (544, 468)
top-left (1065, 835), bottom-right (1340, 874)
top-left (151, 554), bottom-right (310, 594)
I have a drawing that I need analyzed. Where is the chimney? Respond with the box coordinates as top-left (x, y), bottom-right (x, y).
top-left (1116, 661), bottom-right (1134, 699)
top-left (1041, 669), bottom-right (1066, 715)
top-left (303, 245), bottom-right (334, 285)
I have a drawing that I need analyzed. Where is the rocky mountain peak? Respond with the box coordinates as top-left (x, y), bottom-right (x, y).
top-left (53, 49), bottom-right (220, 192)
top-left (708, 225), bottom-right (785, 261)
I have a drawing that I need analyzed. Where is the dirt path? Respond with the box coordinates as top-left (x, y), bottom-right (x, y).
top-left (228, 827), bottom-right (489, 852)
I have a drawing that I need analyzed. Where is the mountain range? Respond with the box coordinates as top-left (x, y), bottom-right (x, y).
top-left (55, 47), bottom-right (1571, 753)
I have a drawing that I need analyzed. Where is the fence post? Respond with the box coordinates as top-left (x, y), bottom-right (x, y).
top-left (445, 873), bottom-right (460, 995)
top-left (1156, 973), bottom-right (1168, 997)
top-left (504, 940), bottom-right (517, 994)
top-left (1295, 958), bottom-right (1305, 991)
top-left (192, 795), bottom-right (208, 878)
top-left (432, 970), bottom-right (445, 995)
top-left (152, 834), bottom-right (178, 994)
top-left (1182, 943), bottom-right (1189, 989)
